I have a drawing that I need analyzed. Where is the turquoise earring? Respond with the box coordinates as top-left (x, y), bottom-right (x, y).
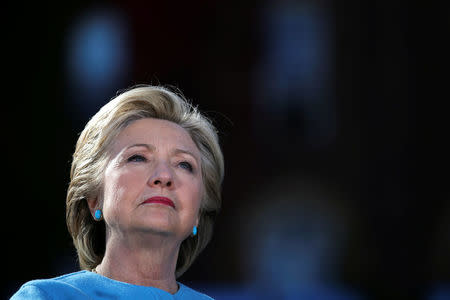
top-left (94, 209), bottom-right (102, 220)
top-left (192, 226), bottom-right (197, 236)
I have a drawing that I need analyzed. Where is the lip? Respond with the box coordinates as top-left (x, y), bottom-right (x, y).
top-left (142, 196), bottom-right (175, 209)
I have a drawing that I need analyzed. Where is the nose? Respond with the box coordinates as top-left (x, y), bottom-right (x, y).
top-left (148, 161), bottom-right (174, 189)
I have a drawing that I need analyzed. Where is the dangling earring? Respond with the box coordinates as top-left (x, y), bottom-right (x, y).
top-left (192, 226), bottom-right (198, 236)
top-left (94, 209), bottom-right (102, 221)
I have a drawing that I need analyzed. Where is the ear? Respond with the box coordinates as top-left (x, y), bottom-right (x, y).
top-left (86, 196), bottom-right (100, 219)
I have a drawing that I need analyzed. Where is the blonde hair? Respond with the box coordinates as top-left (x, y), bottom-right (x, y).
top-left (66, 85), bottom-right (224, 277)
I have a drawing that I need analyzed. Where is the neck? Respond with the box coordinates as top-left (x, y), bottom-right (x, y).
top-left (96, 231), bottom-right (181, 294)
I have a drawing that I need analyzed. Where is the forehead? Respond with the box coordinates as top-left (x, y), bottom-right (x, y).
top-left (111, 118), bottom-right (200, 155)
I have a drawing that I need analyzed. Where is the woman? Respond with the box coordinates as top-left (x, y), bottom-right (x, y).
top-left (11, 85), bottom-right (224, 299)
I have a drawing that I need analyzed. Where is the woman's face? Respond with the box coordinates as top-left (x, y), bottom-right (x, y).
top-left (97, 118), bottom-right (203, 241)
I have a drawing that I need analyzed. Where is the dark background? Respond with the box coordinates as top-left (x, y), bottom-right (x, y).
top-left (3, 1), bottom-right (449, 299)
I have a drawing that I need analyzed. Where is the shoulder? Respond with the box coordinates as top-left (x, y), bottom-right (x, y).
top-left (10, 283), bottom-right (51, 300)
top-left (9, 271), bottom-right (93, 300)
top-left (176, 283), bottom-right (214, 300)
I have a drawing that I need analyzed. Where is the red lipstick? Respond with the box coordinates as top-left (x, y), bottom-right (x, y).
top-left (143, 196), bottom-right (175, 208)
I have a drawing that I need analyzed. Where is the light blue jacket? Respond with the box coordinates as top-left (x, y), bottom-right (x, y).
top-left (10, 271), bottom-right (213, 300)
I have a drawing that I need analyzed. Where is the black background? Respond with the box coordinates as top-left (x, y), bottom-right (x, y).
top-left (3, 1), bottom-right (449, 299)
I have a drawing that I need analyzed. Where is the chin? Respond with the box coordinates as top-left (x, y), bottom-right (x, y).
top-left (134, 218), bottom-right (176, 235)
top-left (131, 208), bottom-right (179, 235)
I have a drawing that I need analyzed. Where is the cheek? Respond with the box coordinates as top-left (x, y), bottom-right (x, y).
top-left (102, 167), bottom-right (147, 212)
top-left (185, 177), bottom-right (203, 213)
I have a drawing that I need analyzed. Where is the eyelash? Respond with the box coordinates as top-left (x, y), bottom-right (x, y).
top-left (127, 154), bottom-right (147, 163)
top-left (127, 155), bottom-right (194, 173)
top-left (178, 161), bottom-right (193, 172)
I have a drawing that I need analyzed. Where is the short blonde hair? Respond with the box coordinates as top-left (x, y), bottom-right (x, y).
top-left (66, 85), bottom-right (224, 277)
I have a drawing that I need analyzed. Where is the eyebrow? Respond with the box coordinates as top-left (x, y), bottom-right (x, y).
top-left (126, 143), bottom-right (156, 151)
top-left (126, 143), bottom-right (199, 162)
top-left (171, 148), bottom-right (199, 162)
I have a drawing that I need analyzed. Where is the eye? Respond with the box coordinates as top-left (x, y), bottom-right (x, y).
top-left (178, 161), bottom-right (193, 172)
top-left (127, 154), bottom-right (147, 163)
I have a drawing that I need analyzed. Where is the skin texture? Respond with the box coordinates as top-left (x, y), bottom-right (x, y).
top-left (87, 118), bottom-right (203, 294)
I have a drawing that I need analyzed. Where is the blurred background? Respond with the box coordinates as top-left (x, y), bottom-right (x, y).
top-left (3, 0), bottom-right (449, 299)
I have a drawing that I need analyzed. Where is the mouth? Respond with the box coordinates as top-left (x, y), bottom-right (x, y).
top-left (142, 196), bottom-right (175, 209)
